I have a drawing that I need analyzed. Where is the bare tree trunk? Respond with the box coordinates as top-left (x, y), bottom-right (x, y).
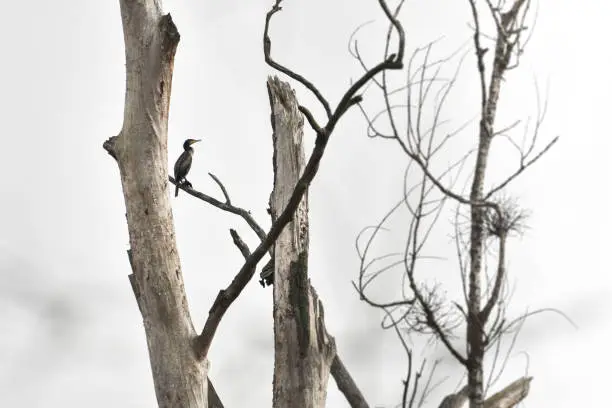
top-left (268, 76), bottom-right (336, 408)
top-left (104, 2), bottom-right (208, 407)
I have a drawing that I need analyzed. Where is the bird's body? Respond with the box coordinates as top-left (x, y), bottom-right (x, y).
top-left (174, 139), bottom-right (201, 196)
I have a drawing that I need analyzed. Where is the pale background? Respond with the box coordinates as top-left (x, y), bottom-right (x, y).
top-left (0, 0), bottom-right (610, 407)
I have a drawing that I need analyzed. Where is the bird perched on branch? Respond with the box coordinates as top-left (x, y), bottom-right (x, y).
top-left (174, 138), bottom-right (201, 197)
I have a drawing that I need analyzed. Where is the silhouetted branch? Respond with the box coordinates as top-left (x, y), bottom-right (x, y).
top-left (264, 0), bottom-right (332, 119)
top-left (169, 175), bottom-right (267, 242)
top-left (194, 229), bottom-right (258, 359)
top-left (236, 0), bottom-right (406, 300)
top-left (192, 0), bottom-right (406, 401)
top-left (264, 0), bottom-right (404, 131)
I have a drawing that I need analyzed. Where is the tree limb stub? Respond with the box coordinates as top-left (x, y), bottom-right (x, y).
top-left (269, 77), bottom-right (336, 408)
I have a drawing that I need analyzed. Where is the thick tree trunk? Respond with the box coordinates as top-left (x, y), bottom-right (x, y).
top-left (106, 2), bottom-right (208, 407)
top-left (267, 76), bottom-right (336, 408)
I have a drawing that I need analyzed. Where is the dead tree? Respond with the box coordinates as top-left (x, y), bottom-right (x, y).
top-left (103, 0), bottom-right (405, 407)
top-left (103, 3), bottom-right (208, 406)
top-left (352, 1), bottom-right (572, 407)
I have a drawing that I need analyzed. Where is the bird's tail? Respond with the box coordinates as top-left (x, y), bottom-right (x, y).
top-left (175, 182), bottom-right (180, 197)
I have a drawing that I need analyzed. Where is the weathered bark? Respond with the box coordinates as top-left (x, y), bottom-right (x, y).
top-left (268, 76), bottom-right (336, 408)
top-left (438, 377), bottom-right (531, 408)
top-left (106, 2), bottom-right (208, 407)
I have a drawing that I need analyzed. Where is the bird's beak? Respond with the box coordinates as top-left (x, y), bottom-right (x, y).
top-left (192, 139), bottom-right (202, 144)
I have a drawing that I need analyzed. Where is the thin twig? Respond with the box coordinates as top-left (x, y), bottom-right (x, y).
top-left (208, 173), bottom-right (231, 205)
top-left (264, 0), bottom-right (332, 119)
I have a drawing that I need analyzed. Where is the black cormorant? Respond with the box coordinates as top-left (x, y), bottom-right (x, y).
top-left (174, 138), bottom-right (201, 197)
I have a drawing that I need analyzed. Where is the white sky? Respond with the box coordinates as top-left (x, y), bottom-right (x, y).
top-left (0, 0), bottom-right (610, 407)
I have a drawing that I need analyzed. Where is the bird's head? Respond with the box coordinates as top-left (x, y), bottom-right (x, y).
top-left (183, 138), bottom-right (201, 149)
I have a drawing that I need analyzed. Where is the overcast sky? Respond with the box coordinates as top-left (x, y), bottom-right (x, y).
top-left (0, 0), bottom-right (610, 407)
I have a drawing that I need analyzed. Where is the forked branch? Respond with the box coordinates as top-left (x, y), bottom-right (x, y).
top-left (219, 0), bottom-right (405, 324)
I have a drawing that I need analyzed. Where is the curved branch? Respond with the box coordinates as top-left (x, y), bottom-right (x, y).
top-left (263, 0), bottom-right (332, 119)
top-left (193, 229), bottom-right (258, 359)
top-left (238, 0), bottom-right (407, 299)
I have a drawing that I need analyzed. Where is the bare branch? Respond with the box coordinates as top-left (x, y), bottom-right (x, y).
top-left (298, 105), bottom-right (323, 134)
top-left (331, 357), bottom-right (370, 408)
top-left (348, 20), bottom-right (384, 90)
top-left (193, 229), bottom-right (258, 359)
top-left (263, 0), bottom-right (332, 119)
top-left (484, 376), bottom-right (532, 408)
top-left (417, 361), bottom-right (447, 408)
top-left (503, 307), bottom-right (578, 332)
top-left (169, 175), bottom-right (267, 242)
top-left (208, 173), bottom-right (231, 205)
top-left (485, 135), bottom-right (558, 199)
top-left (177, 77), bottom-right (375, 405)
top-left (234, 0), bottom-right (406, 302)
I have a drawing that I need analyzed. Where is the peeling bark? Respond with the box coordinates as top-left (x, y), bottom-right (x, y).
top-left (268, 76), bottom-right (336, 408)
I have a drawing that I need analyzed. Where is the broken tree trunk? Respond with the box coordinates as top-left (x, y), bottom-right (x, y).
top-left (104, 2), bottom-right (208, 407)
top-left (484, 377), bottom-right (532, 408)
top-left (438, 377), bottom-right (532, 408)
top-left (267, 76), bottom-right (337, 408)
